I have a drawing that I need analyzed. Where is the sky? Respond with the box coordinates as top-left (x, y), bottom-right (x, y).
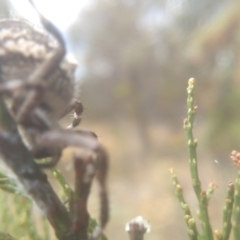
top-left (10, 0), bottom-right (95, 29)
top-left (10, 0), bottom-right (96, 79)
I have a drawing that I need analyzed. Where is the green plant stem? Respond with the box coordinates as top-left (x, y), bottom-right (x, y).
top-left (170, 169), bottom-right (199, 240)
top-left (0, 178), bottom-right (9, 184)
top-left (0, 184), bottom-right (19, 194)
top-left (0, 172), bottom-right (8, 178)
top-left (222, 182), bottom-right (234, 240)
top-left (184, 78), bottom-right (201, 199)
top-left (184, 79), bottom-right (213, 240)
top-left (0, 172), bottom-right (19, 194)
top-left (199, 191), bottom-right (214, 240)
top-left (50, 167), bottom-right (73, 199)
top-left (233, 170), bottom-right (240, 240)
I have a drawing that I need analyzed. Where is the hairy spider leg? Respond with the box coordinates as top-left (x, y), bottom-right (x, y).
top-left (34, 129), bottom-right (109, 239)
top-left (15, 0), bottom-right (67, 124)
top-left (70, 152), bottom-right (97, 239)
top-left (16, 44), bottom-right (65, 124)
top-left (0, 80), bottom-right (47, 95)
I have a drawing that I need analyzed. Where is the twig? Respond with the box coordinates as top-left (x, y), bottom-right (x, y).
top-left (183, 78), bottom-right (201, 199)
top-left (183, 78), bottom-right (213, 240)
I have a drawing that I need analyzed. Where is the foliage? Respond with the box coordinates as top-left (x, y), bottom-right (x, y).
top-left (67, 0), bottom-right (240, 156)
top-left (171, 78), bottom-right (240, 240)
top-left (0, 166), bottom-right (107, 240)
top-left (2, 78), bottom-right (240, 240)
top-left (1, 0), bottom-right (240, 239)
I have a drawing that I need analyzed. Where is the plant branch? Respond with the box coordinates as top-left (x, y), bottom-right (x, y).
top-left (183, 78), bottom-right (213, 240)
top-left (232, 170), bottom-right (240, 240)
top-left (170, 168), bottom-right (199, 240)
top-left (221, 182), bottom-right (234, 240)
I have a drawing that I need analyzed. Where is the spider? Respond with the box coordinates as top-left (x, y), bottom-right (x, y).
top-left (0, 0), bottom-right (109, 239)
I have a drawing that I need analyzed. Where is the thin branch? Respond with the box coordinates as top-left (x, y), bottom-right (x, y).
top-left (183, 78), bottom-right (214, 240)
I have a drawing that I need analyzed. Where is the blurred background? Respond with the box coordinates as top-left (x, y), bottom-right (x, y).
top-left (1, 0), bottom-right (240, 239)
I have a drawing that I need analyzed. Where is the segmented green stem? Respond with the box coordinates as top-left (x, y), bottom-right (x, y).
top-left (184, 79), bottom-right (213, 240)
top-left (50, 167), bottom-right (73, 199)
top-left (222, 182), bottom-right (234, 240)
top-left (233, 171), bottom-right (240, 240)
top-left (199, 191), bottom-right (214, 240)
top-left (170, 169), bottom-right (199, 240)
top-left (184, 78), bottom-right (201, 199)
top-left (0, 172), bottom-right (19, 194)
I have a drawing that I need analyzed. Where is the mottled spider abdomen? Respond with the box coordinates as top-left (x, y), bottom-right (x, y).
top-left (0, 19), bottom-right (75, 118)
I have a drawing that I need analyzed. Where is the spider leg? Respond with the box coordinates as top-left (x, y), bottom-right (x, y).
top-left (0, 80), bottom-right (46, 95)
top-left (70, 152), bottom-right (96, 239)
top-left (16, 0), bottom-right (67, 123)
top-left (16, 47), bottom-right (65, 123)
top-left (34, 130), bottom-right (109, 239)
top-left (60, 100), bottom-right (84, 129)
top-left (70, 146), bottom-right (109, 240)
top-left (90, 149), bottom-right (109, 240)
top-left (74, 129), bottom-right (98, 139)
top-left (34, 130), bottom-right (101, 153)
top-left (35, 129), bottom-right (98, 168)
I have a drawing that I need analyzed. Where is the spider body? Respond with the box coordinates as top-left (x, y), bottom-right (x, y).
top-left (0, 19), bottom-right (82, 156)
top-left (0, 1), bottom-right (109, 237)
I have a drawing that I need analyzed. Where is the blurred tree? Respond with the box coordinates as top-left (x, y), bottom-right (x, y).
top-left (186, 1), bottom-right (240, 156)
top-left (70, 0), bottom-right (164, 155)
top-left (68, 0), bottom-right (240, 157)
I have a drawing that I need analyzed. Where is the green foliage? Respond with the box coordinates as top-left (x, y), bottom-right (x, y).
top-left (171, 79), bottom-right (240, 240)
top-left (0, 166), bottom-right (106, 240)
top-left (0, 191), bottom-right (47, 240)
